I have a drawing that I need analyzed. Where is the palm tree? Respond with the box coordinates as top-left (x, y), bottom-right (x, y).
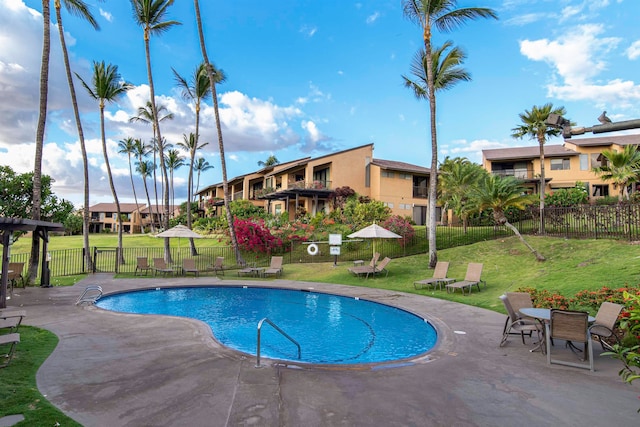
top-left (258, 155), bottom-right (280, 167)
top-left (402, 0), bottom-right (497, 268)
top-left (165, 148), bottom-right (185, 216)
top-left (177, 133), bottom-right (208, 254)
top-left (193, 157), bottom-right (213, 199)
top-left (136, 159), bottom-right (155, 233)
top-left (76, 61), bottom-right (132, 265)
top-left (132, 138), bottom-right (156, 232)
top-left (55, 0), bottom-right (99, 273)
top-left (511, 103), bottom-right (567, 233)
top-left (118, 137), bottom-right (143, 231)
top-left (29, 1), bottom-right (52, 282)
top-left (593, 145), bottom-right (640, 201)
top-left (438, 156), bottom-right (485, 231)
top-left (173, 62), bottom-right (224, 253)
top-left (193, 0), bottom-right (244, 266)
top-left (131, 0), bottom-right (180, 262)
top-left (470, 174), bottom-right (545, 261)
top-left (129, 101), bottom-right (174, 225)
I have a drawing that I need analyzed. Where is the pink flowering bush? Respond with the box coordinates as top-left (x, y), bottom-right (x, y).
top-left (232, 218), bottom-right (283, 253)
top-left (382, 215), bottom-right (415, 247)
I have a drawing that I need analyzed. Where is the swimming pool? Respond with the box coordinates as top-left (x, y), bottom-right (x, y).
top-left (96, 286), bottom-right (438, 365)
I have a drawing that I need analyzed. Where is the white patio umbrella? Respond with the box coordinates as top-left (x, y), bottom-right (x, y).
top-left (347, 223), bottom-right (401, 265)
top-left (155, 224), bottom-right (201, 251)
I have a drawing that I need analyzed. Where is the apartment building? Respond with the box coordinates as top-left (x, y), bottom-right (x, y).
top-left (86, 203), bottom-right (181, 234)
top-left (196, 144), bottom-right (434, 225)
top-left (482, 134), bottom-right (640, 198)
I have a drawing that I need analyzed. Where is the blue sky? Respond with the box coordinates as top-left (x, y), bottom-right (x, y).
top-left (1, 0), bottom-right (639, 208)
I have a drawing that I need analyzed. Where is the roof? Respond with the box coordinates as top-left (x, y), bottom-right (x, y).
top-left (89, 203), bottom-right (144, 213)
top-left (482, 145), bottom-right (579, 161)
top-left (370, 159), bottom-right (430, 174)
top-left (564, 133), bottom-right (640, 147)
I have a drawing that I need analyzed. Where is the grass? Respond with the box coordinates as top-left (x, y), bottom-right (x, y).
top-left (3, 235), bottom-right (639, 423)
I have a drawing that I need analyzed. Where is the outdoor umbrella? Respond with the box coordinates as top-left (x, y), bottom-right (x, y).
top-left (347, 223), bottom-right (401, 266)
top-left (155, 224), bottom-right (201, 251)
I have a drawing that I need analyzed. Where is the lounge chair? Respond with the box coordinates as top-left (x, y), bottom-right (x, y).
top-left (589, 301), bottom-right (624, 350)
top-left (237, 261), bottom-right (257, 277)
top-left (182, 258), bottom-right (200, 277)
top-left (135, 257), bottom-right (152, 276)
top-left (152, 258), bottom-right (174, 276)
top-left (0, 310), bottom-right (26, 334)
top-left (546, 309), bottom-right (594, 371)
top-left (348, 253), bottom-right (380, 276)
top-left (446, 263), bottom-right (485, 295)
top-left (263, 256), bottom-right (284, 278)
top-left (0, 333), bottom-right (20, 368)
top-left (207, 257), bottom-right (225, 276)
top-left (499, 293), bottom-right (541, 347)
top-left (350, 257), bottom-right (392, 279)
top-left (413, 261), bottom-right (454, 290)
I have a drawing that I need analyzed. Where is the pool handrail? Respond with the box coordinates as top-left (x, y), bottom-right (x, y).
top-left (256, 317), bottom-right (301, 367)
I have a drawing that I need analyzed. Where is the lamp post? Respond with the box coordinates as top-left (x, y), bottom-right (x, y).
top-left (546, 113), bottom-right (640, 138)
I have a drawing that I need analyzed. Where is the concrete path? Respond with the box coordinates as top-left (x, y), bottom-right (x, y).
top-left (5, 274), bottom-right (639, 426)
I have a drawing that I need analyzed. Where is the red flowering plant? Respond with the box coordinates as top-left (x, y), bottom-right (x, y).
top-left (231, 218), bottom-right (283, 253)
top-left (382, 215), bottom-right (415, 247)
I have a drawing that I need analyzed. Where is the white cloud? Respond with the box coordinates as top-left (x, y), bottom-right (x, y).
top-left (300, 25), bottom-right (317, 37)
top-left (441, 139), bottom-right (508, 163)
top-left (627, 40), bottom-right (640, 60)
top-left (99, 8), bottom-right (113, 23)
top-left (366, 12), bottom-right (380, 25)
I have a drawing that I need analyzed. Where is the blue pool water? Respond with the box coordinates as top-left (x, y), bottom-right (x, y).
top-left (96, 286), bottom-right (437, 365)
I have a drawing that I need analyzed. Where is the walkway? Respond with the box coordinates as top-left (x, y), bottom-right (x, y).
top-left (5, 275), bottom-right (639, 426)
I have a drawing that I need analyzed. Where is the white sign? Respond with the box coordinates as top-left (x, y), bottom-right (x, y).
top-left (330, 246), bottom-right (341, 255)
top-left (329, 234), bottom-right (342, 245)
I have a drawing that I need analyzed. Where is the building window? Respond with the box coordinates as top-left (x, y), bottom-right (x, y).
top-left (592, 185), bottom-right (609, 197)
top-left (381, 171), bottom-right (395, 178)
top-left (550, 158), bottom-right (570, 170)
top-left (591, 153), bottom-right (607, 168)
top-left (275, 204), bottom-right (282, 215)
top-left (383, 202), bottom-right (394, 208)
top-left (399, 173), bottom-right (412, 180)
top-left (579, 154), bottom-right (588, 171)
top-left (399, 203), bottom-right (411, 210)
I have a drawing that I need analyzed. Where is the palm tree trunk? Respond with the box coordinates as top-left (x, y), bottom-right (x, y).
top-left (194, 0), bottom-right (244, 266)
top-left (188, 105), bottom-right (200, 255)
top-left (504, 220), bottom-right (546, 262)
top-left (423, 22), bottom-right (438, 269)
top-left (141, 172), bottom-right (153, 234)
top-left (127, 154), bottom-right (140, 233)
top-left (55, 3), bottom-right (93, 272)
top-left (537, 134), bottom-right (546, 235)
top-left (29, 0), bottom-right (51, 283)
top-left (100, 104), bottom-right (124, 266)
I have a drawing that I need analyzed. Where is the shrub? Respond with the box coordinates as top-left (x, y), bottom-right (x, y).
top-left (546, 184), bottom-right (589, 207)
top-left (232, 218), bottom-right (282, 252)
top-left (382, 215), bottom-right (415, 247)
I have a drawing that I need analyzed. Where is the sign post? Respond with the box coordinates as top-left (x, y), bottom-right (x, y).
top-left (329, 234), bottom-right (342, 267)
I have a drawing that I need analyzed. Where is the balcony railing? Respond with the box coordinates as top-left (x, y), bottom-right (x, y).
top-left (413, 186), bottom-right (428, 198)
top-left (287, 180), bottom-right (332, 190)
top-left (492, 169), bottom-right (533, 179)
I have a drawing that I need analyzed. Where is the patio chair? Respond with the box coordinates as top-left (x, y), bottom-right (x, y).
top-left (446, 263), bottom-right (485, 295)
top-left (0, 310), bottom-right (26, 334)
top-left (546, 309), bottom-right (594, 371)
top-left (589, 301), bottom-right (624, 350)
top-left (367, 257), bottom-right (391, 279)
top-left (499, 293), bottom-right (541, 347)
top-left (263, 256), bottom-right (284, 278)
top-left (152, 258), bottom-right (174, 276)
top-left (7, 262), bottom-right (25, 293)
top-left (135, 257), bottom-right (152, 276)
top-left (348, 253), bottom-right (381, 276)
top-left (207, 257), bottom-right (225, 276)
top-left (413, 261), bottom-right (454, 290)
top-left (182, 258), bottom-right (200, 277)
top-left (0, 333), bottom-right (20, 368)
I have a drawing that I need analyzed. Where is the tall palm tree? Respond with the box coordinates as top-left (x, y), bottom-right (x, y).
top-left (258, 155), bottom-right (280, 167)
top-left (55, 0), bottom-right (99, 273)
top-left (593, 145), bottom-right (640, 201)
top-left (165, 148), bottom-right (185, 216)
top-left (129, 101), bottom-right (174, 233)
top-left (470, 174), bottom-right (545, 261)
top-left (131, 0), bottom-right (180, 262)
top-left (173, 63), bottom-right (224, 252)
top-left (118, 137), bottom-right (143, 231)
top-left (193, 0), bottom-right (244, 265)
top-left (136, 159), bottom-right (155, 233)
top-left (177, 132), bottom-right (208, 254)
top-left (402, 0), bottom-right (497, 268)
top-left (511, 103), bottom-right (567, 233)
top-left (193, 157), bottom-right (213, 199)
top-left (132, 138), bottom-right (156, 232)
top-left (29, 0), bottom-right (52, 282)
top-left (438, 156), bottom-right (485, 231)
top-left (76, 61), bottom-right (132, 265)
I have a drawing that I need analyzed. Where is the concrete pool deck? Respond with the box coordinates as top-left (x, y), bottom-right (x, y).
top-left (5, 274), bottom-right (640, 426)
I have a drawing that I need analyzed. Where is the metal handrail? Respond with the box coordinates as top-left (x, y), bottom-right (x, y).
top-left (75, 285), bottom-right (103, 306)
top-left (256, 317), bottom-right (301, 367)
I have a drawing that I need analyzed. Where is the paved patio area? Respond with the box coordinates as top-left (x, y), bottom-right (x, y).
top-left (5, 274), bottom-right (640, 426)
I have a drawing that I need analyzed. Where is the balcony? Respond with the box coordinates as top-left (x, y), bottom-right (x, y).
top-left (491, 169), bottom-right (533, 179)
top-left (287, 180), bottom-right (332, 190)
top-left (413, 186), bottom-right (428, 198)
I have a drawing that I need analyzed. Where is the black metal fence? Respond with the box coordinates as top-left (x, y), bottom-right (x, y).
top-left (9, 204), bottom-right (640, 280)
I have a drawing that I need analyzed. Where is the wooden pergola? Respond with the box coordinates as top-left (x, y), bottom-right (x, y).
top-left (0, 217), bottom-right (65, 309)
